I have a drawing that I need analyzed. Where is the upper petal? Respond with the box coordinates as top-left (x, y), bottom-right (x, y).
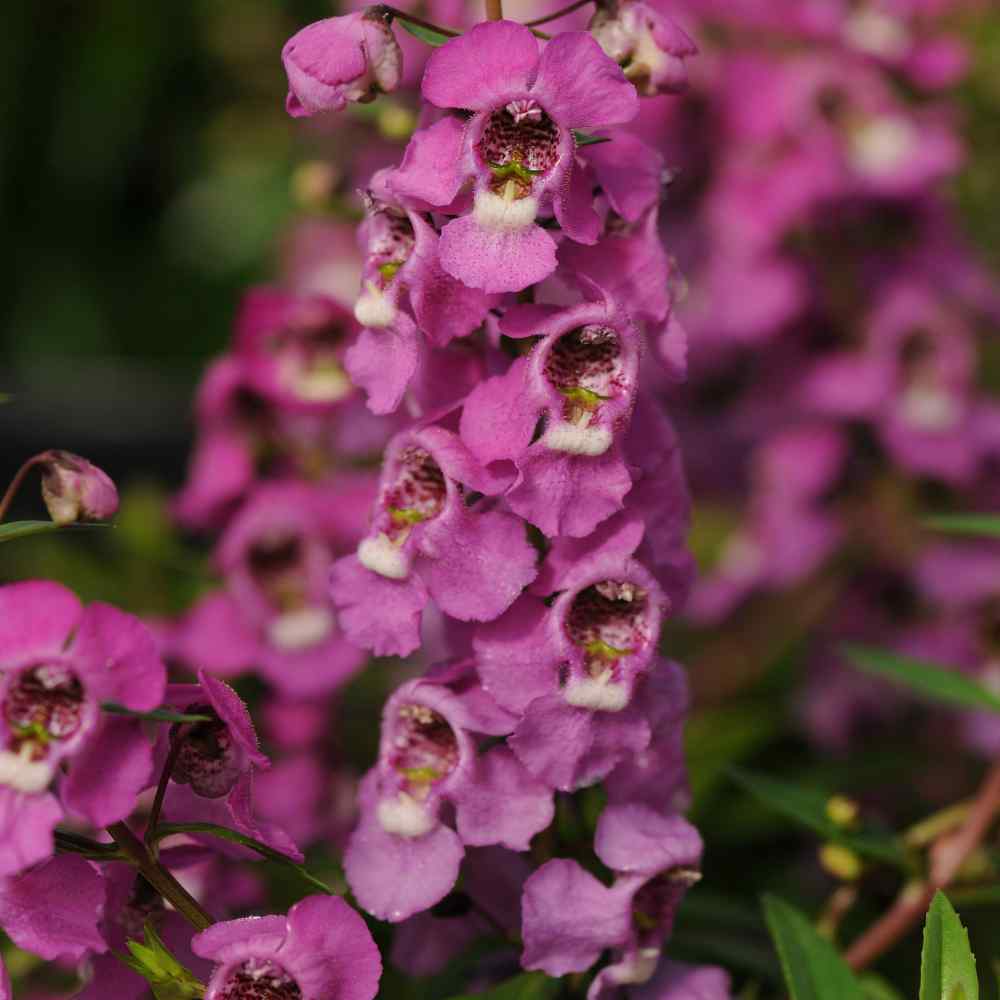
top-left (532, 32), bottom-right (638, 128)
top-left (0, 581), bottom-right (82, 667)
top-left (422, 21), bottom-right (539, 111)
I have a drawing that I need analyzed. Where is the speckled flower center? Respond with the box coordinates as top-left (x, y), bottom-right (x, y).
top-left (4, 665), bottom-right (85, 758)
top-left (565, 580), bottom-right (650, 671)
top-left (390, 703), bottom-right (459, 790)
top-left (120, 876), bottom-right (168, 940)
top-left (366, 208), bottom-right (415, 285)
top-left (217, 958), bottom-right (302, 1000)
top-left (248, 533), bottom-right (308, 612)
top-left (269, 318), bottom-right (350, 404)
top-left (544, 326), bottom-right (624, 418)
top-left (171, 703), bottom-right (241, 799)
top-left (384, 447), bottom-right (447, 532)
top-left (478, 101), bottom-right (560, 196)
top-left (632, 874), bottom-right (684, 938)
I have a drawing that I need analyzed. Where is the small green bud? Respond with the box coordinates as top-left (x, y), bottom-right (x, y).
top-left (121, 924), bottom-right (205, 1000)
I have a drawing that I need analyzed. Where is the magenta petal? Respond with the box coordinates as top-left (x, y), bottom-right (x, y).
top-left (422, 510), bottom-right (537, 622)
top-left (554, 161), bottom-right (601, 245)
top-left (454, 746), bottom-right (554, 850)
top-left (0, 855), bottom-right (106, 960)
top-left (594, 804), bottom-right (702, 875)
top-left (192, 915), bottom-right (289, 964)
top-left (459, 359), bottom-right (537, 467)
top-left (0, 788), bottom-right (61, 876)
top-left (532, 32), bottom-right (638, 128)
top-left (391, 911), bottom-right (483, 977)
top-left (473, 596), bottom-right (559, 714)
top-left (521, 859), bottom-right (631, 976)
top-left (199, 670), bottom-right (268, 769)
top-left (390, 116), bottom-right (468, 207)
top-left (632, 960), bottom-right (733, 1000)
top-left (330, 555), bottom-right (428, 657)
top-left (0, 581), bottom-right (81, 665)
top-left (422, 21), bottom-right (539, 111)
top-left (283, 895), bottom-right (383, 1000)
top-left (62, 717), bottom-right (153, 827)
top-left (344, 814), bottom-right (463, 922)
top-left (345, 319), bottom-right (420, 415)
top-left (508, 446), bottom-right (633, 538)
top-left (439, 214), bottom-right (557, 294)
top-left (257, 633), bottom-right (365, 699)
top-left (172, 591), bottom-right (260, 678)
top-left (510, 694), bottom-right (651, 791)
top-left (584, 131), bottom-right (664, 223)
top-left (69, 603), bottom-right (166, 710)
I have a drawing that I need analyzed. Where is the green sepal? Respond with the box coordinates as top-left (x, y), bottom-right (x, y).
top-left (120, 923), bottom-right (205, 1000)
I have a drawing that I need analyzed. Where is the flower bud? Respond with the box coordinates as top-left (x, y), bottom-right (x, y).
top-left (590, 0), bottom-right (697, 96)
top-left (39, 451), bottom-right (118, 525)
top-left (282, 10), bottom-right (403, 118)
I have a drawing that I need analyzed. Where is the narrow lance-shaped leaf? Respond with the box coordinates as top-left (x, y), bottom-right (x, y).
top-left (0, 520), bottom-right (110, 544)
top-left (843, 645), bottom-right (1000, 715)
top-left (923, 515), bottom-right (1000, 539)
top-left (763, 895), bottom-right (867, 1000)
top-left (920, 891), bottom-right (979, 1000)
top-left (396, 18), bottom-right (452, 46)
top-left (729, 768), bottom-right (906, 867)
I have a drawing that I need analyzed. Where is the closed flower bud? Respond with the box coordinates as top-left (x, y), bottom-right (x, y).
top-left (282, 10), bottom-right (403, 118)
top-left (39, 450), bottom-right (118, 525)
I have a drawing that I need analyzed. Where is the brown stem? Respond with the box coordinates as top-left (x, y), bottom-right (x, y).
top-left (845, 760), bottom-right (1000, 970)
top-left (372, 4), bottom-right (460, 37)
top-left (0, 453), bottom-right (47, 522)
top-left (107, 822), bottom-right (214, 931)
top-left (145, 735), bottom-right (183, 850)
top-left (523, 0), bottom-right (592, 26)
top-left (485, 0), bottom-right (503, 20)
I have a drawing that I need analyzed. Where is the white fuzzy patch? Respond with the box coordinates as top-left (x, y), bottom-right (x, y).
top-left (612, 948), bottom-right (661, 986)
top-left (268, 606), bottom-right (334, 651)
top-left (564, 671), bottom-right (629, 712)
top-left (544, 421), bottom-right (612, 456)
top-left (354, 283), bottom-right (397, 329)
top-left (850, 116), bottom-right (916, 177)
top-left (473, 189), bottom-right (539, 232)
top-left (0, 748), bottom-right (53, 795)
top-left (358, 533), bottom-right (410, 580)
top-left (287, 363), bottom-right (352, 404)
top-left (843, 9), bottom-right (909, 57)
top-left (377, 792), bottom-right (436, 838)
top-left (898, 386), bottom-right (960, 430)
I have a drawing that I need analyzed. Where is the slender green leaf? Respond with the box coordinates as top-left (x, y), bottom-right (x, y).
top-left (920, 891), bottom-right (979, 1000)
top-left (397, 18), bottom-right (452, 46)
top-left (151, 822), bottom-right (337, 897)
top-left (763, 895), bottom-right (867, 1000)
top-left (844, 645), bottom-right (1000, 714)
top-left (101, 703), bottom-right (214, 724)
top-left (0, 520), bottom-right (110, 544)
top-left (924, 515), bottom-right (1000, 538)
top-left (573, 130), bottom-right (612, 147)
top-left (730, 768), bottom-right (905, 866)
top-left (445, 972), bottom-right (558, 1000)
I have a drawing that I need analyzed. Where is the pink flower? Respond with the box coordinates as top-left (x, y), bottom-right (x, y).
top-left (282, 11), bottom-right (403, 117)
top-left (192, 895), bottom-right (382, 1000)
top-left (0, 582), bottom-right (165, 875)
top-left (330, 426), bottom-right (538, 657)
top-left (590, 0), bottom-right (697, 96)
top-left (36, 451), bottom-right (118, 525)
top-left (344, 664), bottom-right (551, 922)
top-left (395, 20), bottom-right (638, 292)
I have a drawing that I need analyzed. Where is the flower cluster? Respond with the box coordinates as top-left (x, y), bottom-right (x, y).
top-left (276, 9), bottom-right (728, 994)
top-left (646, 0), bottom-right (999, 756)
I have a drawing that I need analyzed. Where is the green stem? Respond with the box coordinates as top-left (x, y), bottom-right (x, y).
top-left (146, 735), bottom-right (183, 850)
top-left (107, 822), bottom-right (214, 931)
top-left (0, 454), bottom-right (45, 522)
top-left (101, 702), bottom-right (214, 724)
top-left (54, 830), bottom-right (122, 860)
top-left (151, 822), bottom-right (338, 897)
top-left (370, 4), bottom-right (460, 37)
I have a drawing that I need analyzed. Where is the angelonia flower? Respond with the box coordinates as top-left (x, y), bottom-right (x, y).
top-left (282, 10), bottom-right (404, 117)
top-left (0, 581), bottom-right (165, 875)
top-left (191, 896), bottom-right (381, 1000)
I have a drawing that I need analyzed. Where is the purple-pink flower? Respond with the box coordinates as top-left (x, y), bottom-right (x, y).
top-left (192, 895), bottom-right (382, 1000)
